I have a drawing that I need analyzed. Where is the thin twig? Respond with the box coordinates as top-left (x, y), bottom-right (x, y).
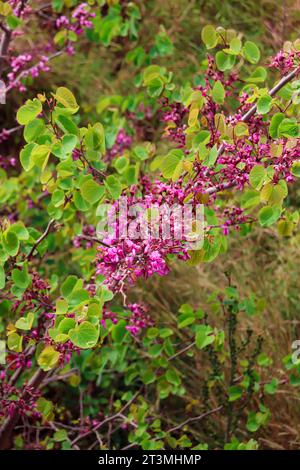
top-left (70, 390), bottom-right (141, 447)
top-left (168, 341), bottom-right (196, 361)
top-left (165, 405), bottom-right (223, 434)
top-left (27, 219), bottom-right (56, 260)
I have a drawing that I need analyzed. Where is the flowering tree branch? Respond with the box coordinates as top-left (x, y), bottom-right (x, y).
top-left (206, 67), bottom-right (299, 196)
top-left (0, 369), bottom-right (47, 450)
top-left (0, 23), bottom-right (12, 77)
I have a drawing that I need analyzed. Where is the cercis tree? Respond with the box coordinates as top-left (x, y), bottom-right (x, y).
top-left (1, 21), bottom-right (300, 449)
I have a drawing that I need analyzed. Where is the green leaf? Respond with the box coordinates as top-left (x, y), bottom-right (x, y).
top-left (10, 222), bottom-right (29, 241)
top-left (53, 429), bottom-right (68, 443)
top-left (112, 320), bottom-right (128, 343)
top-left (241, 190), bottom-right (260, 210)
top-left (84, 123), bottom-right (105, 155)
top-left (114, 156), bottom-right (129, 173)
top-left (260, 181), bottom-right (287, 205)
top-left (55, 298), bottom-right (69, 315)
top-left (234, 122), bottom-right (249, 137)
top-left (61, 134), bottom-right (78, 154)
top-left (258, 206), bottom-right (281, 227)
top-left (36, 397), bottom-right (54, 422)
top-left (105, 175), bottom-right (122, 200)
top-left (80, 179), bottom-right (105, 204)
top-left (24, 118), bottom-right (45, 143)
top-left (12, 266), bottom-right (31, 289)
top-left (193, 130), bottom-right (211, 148)
top-left (147, 76), bottom-right (164, 97)
top-left (15, 312), bottom-right (34, 331)
top-left (133, 145), bottom-right (149, 161)
top-left (56, 114), bottom-right (79, 135)
top-left (203, 145), bottom-right (218, 167)
top-left (228, 385), bottom-right (243, 402)
top-left (215, 51), bottom-right (235, 71)
top-left (201, 25), bottom-right (217, 49)
top-left (54, 87), bottom-right (79, 112)
top-left (212, 80), bottom-right (225, 104)
top-left (291, 161), bottom-right (300, 177)
top-left (195, 325), bottom-right (215, 349)
top-left (242, 41), bottom-right (260, 64)
top-left (257, 95), bottom-right (272, 115)
top-left (37, 345), bottom-right (60, 371)
top-left (278, 118), bottom-right (299, 138)
top-left (69, 321), bottom-right (99, 349)
top-left (166, 369), bottom-right (181, 386)
top-left (245, 66), bottom-right (267, 84)
top-left (68, 289), bottom-right (89, 308)
top-left (17, 98), bottom-right (42, 125)
top-left (51, 189), bottom-right (65, 207)
top-left (61, 275), bottom-right (78, 298)
top-left (228, 37), bottom-right (241, 55)
top-left (0, 265), bottom-right (5, 289)
top-left (31, 145), bottom-right (51, 171)
top-left (160, 149), bottom-right (184, 178)
top-left (178, 311), bottom-right (195, 329)
top-left (264, 378), bottom-right (278, 395)
top-left (6, 14), bottom-right (21, 29)
top-left (155, 31), bottom-right (174, 56)
top-left (257, 352), bottom-right (272, 367)
top-left (7, 332), bottom-right (23, 352)
top-left (20, 143), bottom-right (36, 171)
top-left (249, 165), bottom-right (266, 190)
top-left (269, 113), bottom-right (285, 138)
top-left (3, 229), bottom-right (19, 257)
top-left (73, 192), bottom-right (90, 211)
top-left (57, 318), bottom-right (76, 335)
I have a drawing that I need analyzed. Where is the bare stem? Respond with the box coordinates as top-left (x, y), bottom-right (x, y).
top-left (27, 219), bottom-right (56, 261)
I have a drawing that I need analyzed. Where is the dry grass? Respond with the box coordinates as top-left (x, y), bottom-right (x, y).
top-left (130, 221), bottom-right (300, 449)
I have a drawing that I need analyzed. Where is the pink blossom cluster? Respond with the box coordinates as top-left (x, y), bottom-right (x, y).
top-left (161, 99), bottom-right (187, 147)
top-left (95, 182), bottom-right (193, 292)
top-left (218, 206), bottom-right (252, 235)
top-left (0, 381), bottom-right (41, 421)
top-left (101, 303), bottom-right (153, 336)
top-left (73, 224), bottom-right (96, 248)
top-left (8, 0), bottom-right (32, 18)
top-left (55, 3), bottom-right (96, 36)
top-left (125, 303), bottom-right (154, 336)
top-left (270, 49), bottom-right (300, 74)
top-left (0, 152), bottom-right (16, 169)
top-left (7, 54), bottom-right (50, 92)
top-left (105, 129), bottom-right (133, 162)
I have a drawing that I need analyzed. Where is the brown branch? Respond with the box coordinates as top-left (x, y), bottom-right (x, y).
top-left (6, 50), bottom-right (65, 92)
top-left (27, 219), bottom-right (56, 261)
top-left (167, 341), bottom-right (196, 361)
top-left (0, 0), bottom-right (29, 78)
top-left (0, 25), bottom-right (12, 78)
top-left (70, 390), bottom-right (141, 448)
top-left (78, 234), bottom-right (110, 248)
top-left (205, 67), bottom-right (299, 196)
top-left (0, 368), bottom-right (47, 450)
top-left (165, 405), bottom-right (223, 434)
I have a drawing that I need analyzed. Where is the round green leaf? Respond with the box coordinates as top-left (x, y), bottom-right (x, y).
top-left (215, 51), bottom-right (235, 71)
top-left (242, 41), bottom-right (260, 64)
top-left (201, 25), bottom-right (218, 49)
top-left (258, 206), bottom-right (281, 227)
top-left (80, 179), bottom-right (105, 204)
top-left (69, 321), bottom-right (99, 349)
top-left (16, 98), bottom-right (42, 125)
